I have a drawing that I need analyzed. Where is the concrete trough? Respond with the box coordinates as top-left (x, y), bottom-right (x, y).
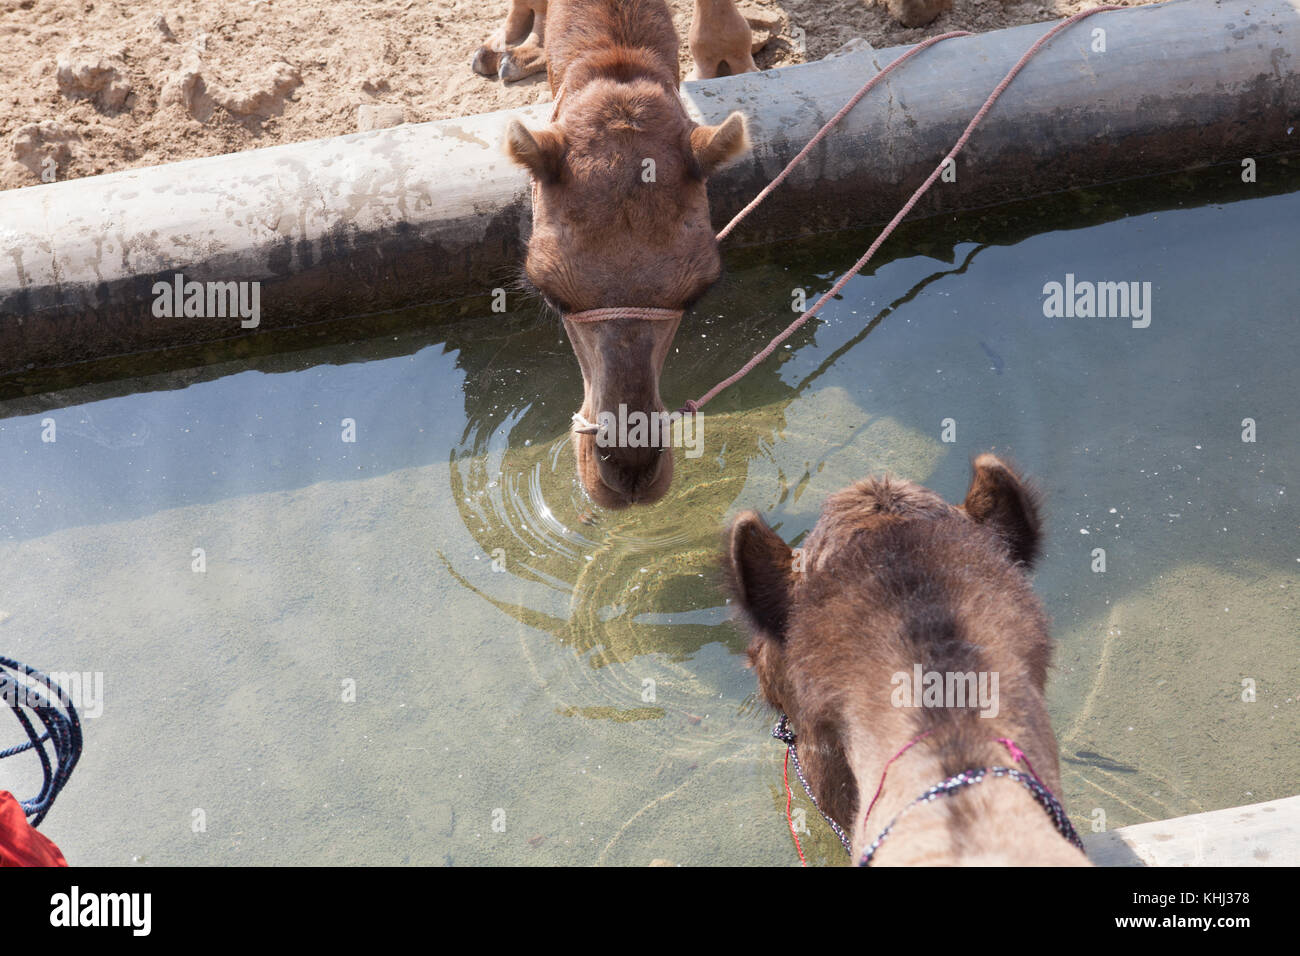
top-left (1, 0), bottom-right (1298, 380)
top-left (1084, 795), bottom-right (1300, 866)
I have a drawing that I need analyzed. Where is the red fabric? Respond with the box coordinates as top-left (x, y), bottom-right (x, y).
top-left (0, 791), bottom-right (67, 867)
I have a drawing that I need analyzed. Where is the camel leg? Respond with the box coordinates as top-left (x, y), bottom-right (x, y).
top-left (473, 0), bottom-right (547, 79)
top-left (688, 0), bottom-right (759, 81)
top-left (498, 6), bottom-right (549, 83)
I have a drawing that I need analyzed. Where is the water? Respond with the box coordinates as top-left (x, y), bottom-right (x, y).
top-left (1, 170), bottom-right (1296, 865)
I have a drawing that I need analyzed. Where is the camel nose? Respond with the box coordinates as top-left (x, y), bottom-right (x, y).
top-left (597, 443), bottom-right (666, 499)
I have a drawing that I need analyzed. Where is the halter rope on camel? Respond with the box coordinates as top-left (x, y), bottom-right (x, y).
top-left (774, 716), bottom-right (1086, 866)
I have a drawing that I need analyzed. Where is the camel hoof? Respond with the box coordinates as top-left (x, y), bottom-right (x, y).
top-left (498, 51), bottom-right (539, 83)
top-left (888, 0), bottom-right (952, 28)
top-left (472, 46), bottom-right (501, 78)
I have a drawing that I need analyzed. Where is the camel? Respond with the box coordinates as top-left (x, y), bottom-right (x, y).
top-left (472, 0), bottom-right (957, 82)
top-left (501, 0), bottom-right (750, 507)
top-left (473, 0), bottom-right (765, 83)
top-left (724, 455), bottom-right (1090, 865)
top-left (688, 0), bottom-right (758, 78)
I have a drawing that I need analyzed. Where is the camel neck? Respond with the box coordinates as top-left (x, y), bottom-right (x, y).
top-left (560, 48), bottom-right (678, 100)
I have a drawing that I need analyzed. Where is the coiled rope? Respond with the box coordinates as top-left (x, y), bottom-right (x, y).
top-left (0, 656), bottom-right (83, 827)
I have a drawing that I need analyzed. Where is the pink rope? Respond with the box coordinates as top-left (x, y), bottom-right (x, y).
top-left (862, 734), bottom-right (1054, 848)
top-left (713, 30), bottom-right (972, 243)
top-left (996, 736), bottom-right (1050, 791)
top-left (997, 736), bottom-right (1027, 765)
top-left (862, 729), bottom-right (933, 830)
top-left (557, 37), bottom-right (971, 326)
top-left (680, 5), bottom-right (1121, 414)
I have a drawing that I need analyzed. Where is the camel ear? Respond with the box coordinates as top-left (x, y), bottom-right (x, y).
top-left (690, 111), bottom-right (750, 177)
top-left (724, 510), bottom-right (794, 640)
top-left (963, 454), bottom-right (1043, 568)
top-left (504, 119), bottom-right (566, 184)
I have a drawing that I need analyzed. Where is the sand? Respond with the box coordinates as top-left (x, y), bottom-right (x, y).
top-left (0, 0), bottom-right (1150, 192)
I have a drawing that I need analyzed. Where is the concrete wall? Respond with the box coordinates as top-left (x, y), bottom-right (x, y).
top-left (1, 0), bottom-right (1298, 377)
top-left (1084, 795), bottom-right (1300, 866)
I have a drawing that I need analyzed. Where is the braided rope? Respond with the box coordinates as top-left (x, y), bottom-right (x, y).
top-left (773, 715), bottom-right (856, 857)
top-left (775, 714), bottom-right (1086, 866)
top-left (0, 656), bottom-right (83, 827)
top-left (563, 306), bottom-right (684, 323)
top-left (858, 765), bottom-right (1086, 866)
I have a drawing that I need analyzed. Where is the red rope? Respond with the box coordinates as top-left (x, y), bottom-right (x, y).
top-left (680, 5), bottom-right (1122, 415)
top-left (783, 746), bottom-right (808, 866)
